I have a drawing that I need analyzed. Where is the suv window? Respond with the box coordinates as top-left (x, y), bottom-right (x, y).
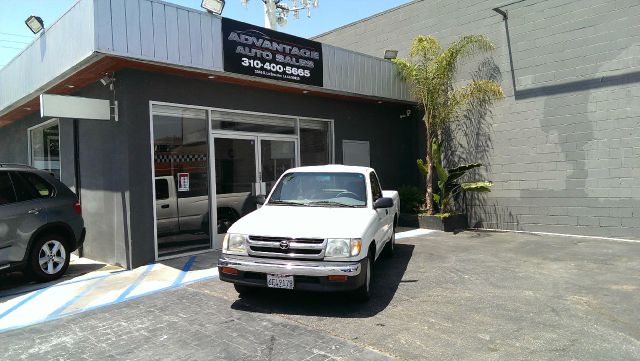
top-left (10, 172), bottom-right (38, 202)
top-left (20, 172), bottom-right (55, 198)
top-left (0, 172), bottom-right (17, 205)
top-left (370, 172), bottom-right (383, 201)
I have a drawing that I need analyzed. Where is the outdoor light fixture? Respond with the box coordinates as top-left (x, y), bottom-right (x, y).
top-left (202, 0), bottom-right (225, 15)
top-left (25, 15), bottom-right (45, 34)
top-left (384, 50), bottom-right (398, 60)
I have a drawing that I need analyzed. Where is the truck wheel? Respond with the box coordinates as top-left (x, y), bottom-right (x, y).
top-left (234, 284), bottom-right (254, 295)
top-left (27, 234), bottom-right (70, 282)
top-left (352, 253), bottom-right (372, 302)
top-left (383, 226), bottom-right (396, 258)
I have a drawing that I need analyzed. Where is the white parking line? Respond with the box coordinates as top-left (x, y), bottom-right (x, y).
top-left (396, 229), bottom-right (436, 240)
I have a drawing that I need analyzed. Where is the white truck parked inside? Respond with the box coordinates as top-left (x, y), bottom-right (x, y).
top-left (218, 165), bottom-right (400, 301)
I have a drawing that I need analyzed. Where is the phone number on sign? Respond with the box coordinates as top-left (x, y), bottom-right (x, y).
top-left (241, 58), bottom-right (311, 77)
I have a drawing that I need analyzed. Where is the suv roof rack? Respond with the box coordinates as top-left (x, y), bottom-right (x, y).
top-left (0, 163), bottom-right (35, 169)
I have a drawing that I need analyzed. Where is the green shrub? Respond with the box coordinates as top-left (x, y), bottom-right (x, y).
top-left (398, 185), bottom-right (424, 214)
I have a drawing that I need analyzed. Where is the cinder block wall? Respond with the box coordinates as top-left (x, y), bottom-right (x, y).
top-left (316, 0), bottom-right (640, 238)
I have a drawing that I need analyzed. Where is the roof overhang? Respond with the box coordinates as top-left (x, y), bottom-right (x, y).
top-left (0, 0), bottom-right (412, 127)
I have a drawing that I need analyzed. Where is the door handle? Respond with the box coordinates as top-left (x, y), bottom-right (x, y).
top-left (161, 204), bottom-right (170, 209)
top-left (28, 208), bottom-right (41, 215)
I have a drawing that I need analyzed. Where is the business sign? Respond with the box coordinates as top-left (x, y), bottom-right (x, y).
top-left (40, 94), bottom-right (111, 120)
top-left (221, 18), bottom-right (323, 87)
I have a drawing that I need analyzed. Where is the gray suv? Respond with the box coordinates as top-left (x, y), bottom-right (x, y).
top-left (0, 164), bottom-right (85, 282)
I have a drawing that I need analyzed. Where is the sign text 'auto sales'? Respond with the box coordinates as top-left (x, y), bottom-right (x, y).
top-left (222, 18), bottom-right (323, 87)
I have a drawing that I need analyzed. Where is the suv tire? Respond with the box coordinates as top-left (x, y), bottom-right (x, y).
top-left (27, 233), bottom-right (70, 282)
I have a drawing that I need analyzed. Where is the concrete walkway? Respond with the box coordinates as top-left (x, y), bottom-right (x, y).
top-left (0, 254), bottom-right (218, 332)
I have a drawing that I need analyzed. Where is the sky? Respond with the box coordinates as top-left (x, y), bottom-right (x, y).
top-left (0, 0), bottom-right (410, 69)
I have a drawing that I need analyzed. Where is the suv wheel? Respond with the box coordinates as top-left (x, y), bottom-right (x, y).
top-left (28, 234), bottom-right (70, 282)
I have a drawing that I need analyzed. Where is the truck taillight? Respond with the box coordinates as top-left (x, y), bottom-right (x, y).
top-left (73, 200), bottom-right (82, 214)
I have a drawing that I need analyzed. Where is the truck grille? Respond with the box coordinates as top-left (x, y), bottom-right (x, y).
top-left (247, 236), bottom-right (325, 260)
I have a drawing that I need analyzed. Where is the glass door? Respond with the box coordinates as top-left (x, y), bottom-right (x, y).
top-left (211, 134), bottom-right (298, 248)
top-left (212, 136), bottom-right (258, 240)
top-left (258, 137), bottom-right (297, 196)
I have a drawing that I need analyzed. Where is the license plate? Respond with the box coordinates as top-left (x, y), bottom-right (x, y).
top-left (267, 274), bottom-right (294, 289)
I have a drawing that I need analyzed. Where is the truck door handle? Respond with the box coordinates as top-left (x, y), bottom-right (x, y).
top-left (28, 208), bottom-right (41, 215)
top-left (161, 204), bottom-right (170, 209)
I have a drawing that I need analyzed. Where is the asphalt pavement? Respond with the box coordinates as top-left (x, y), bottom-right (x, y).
top-left (1, 229), bottom-right (639, 360)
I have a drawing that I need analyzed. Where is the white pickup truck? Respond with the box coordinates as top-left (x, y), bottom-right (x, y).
top-left (218, 165), bottom-right (400, 301)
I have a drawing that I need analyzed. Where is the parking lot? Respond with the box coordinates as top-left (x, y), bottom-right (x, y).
top-left (1, 229), bottom-right (639, 360)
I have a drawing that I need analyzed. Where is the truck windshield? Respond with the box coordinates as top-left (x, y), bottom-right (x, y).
top-left (268, 172), bottom-right (367, 207)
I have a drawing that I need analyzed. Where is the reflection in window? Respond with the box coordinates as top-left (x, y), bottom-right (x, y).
top-left (30, 121), bottom-right (60, 179)
top-left (300, 119), bottom-right (332, 166)
top-left (152, 105), bottom-right (211, 257)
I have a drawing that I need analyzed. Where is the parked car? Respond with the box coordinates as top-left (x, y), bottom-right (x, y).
top-left (0, 164), bottom-right (85, 281)
top-left (218, 165), bottom-right (400, 301)
top-left (155, 175), bottom-right (255, 237)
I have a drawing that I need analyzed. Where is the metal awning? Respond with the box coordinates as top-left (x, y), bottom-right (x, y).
top-left (0, 0), bottom-right (411, 126)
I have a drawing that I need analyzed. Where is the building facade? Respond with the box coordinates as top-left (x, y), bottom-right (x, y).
top-left (316, 0), bottom-right (640, 239)
top-left (0, 0), bottom-right (418, 268)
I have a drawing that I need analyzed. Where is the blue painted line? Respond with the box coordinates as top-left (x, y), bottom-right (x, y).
top-left (113, 263), bottom-right (155, 303)
top-left (172, 256), bottom-right (197, 286)
top-left (0, 288), bottom-right (48, 320)
top-left (46, 276), bottom-right (109, 319)
top-left (0, 269), bottom-right (128, 299)
top-left (0, 272), bottom-right (219, 334)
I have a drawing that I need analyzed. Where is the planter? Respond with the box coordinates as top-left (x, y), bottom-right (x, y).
top-left (417, 214), bottom-right (468, 232)
top-left (398, 213), bottom-right (420, 227)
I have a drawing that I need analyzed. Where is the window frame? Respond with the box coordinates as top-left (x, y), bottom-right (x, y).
top-left (369, 172), bottom-right (383, 202)
top-left (27, 118), bottom-right (62, 180)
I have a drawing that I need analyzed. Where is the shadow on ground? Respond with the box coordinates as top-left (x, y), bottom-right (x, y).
top-left (0, 259), bottom-right (117, 301)
top-left (229, 243), bottom-right (415, 318)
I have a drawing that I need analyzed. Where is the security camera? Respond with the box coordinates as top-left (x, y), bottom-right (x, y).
top-left (99, 75), bottom-right (111, 86)
top-left (406, 109), bottom-right (412, 117)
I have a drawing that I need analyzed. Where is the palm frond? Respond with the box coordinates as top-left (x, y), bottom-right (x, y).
top-left (461, 181), bottom-right (493, 192)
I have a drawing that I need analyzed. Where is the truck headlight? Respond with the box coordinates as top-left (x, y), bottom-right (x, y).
top-left (223, 233), bottom-right (247, 254)
top-left (326, 238), bottom-right (361, 258)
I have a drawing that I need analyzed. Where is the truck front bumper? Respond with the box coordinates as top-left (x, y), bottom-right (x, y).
top-left (218, 255), bottom-right (366, 292)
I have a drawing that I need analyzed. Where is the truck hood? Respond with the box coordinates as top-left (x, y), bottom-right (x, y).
top-left (227, 205), bottom-right (377, 239)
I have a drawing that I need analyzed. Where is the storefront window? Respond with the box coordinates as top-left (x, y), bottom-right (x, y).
top-left (300, 118), bottom-right (332, 166)
top-left (152, 105), bottom-right (211, 258)
top-left (29, 120), bottom-right (60, 179)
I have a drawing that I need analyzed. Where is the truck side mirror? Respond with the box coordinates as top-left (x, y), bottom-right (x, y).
top-left (373, 197), bottom-right (394, 209)
top-left (256, 195), bottom-right (266, 205)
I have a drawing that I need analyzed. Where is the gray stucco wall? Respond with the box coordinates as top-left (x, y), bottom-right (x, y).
top-left (117, 69), bottom-right (420, 267)
top-left (0, 85), bottom-right (130, 268)
top-left (316, 0), bottom-right (640, 239)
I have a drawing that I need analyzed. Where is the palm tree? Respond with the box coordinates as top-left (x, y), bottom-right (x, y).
top-left (393, 35), bottom-right (504, 214)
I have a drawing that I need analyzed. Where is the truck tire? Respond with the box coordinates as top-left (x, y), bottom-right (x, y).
top-left (383, 225), bottom-right (396, 258)
top-left (352, 252), bottom-right (372, 302)
top-left (27, 233), bottom-right (71, 282)
top-left (234, 284), bottom-right (255, 295)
